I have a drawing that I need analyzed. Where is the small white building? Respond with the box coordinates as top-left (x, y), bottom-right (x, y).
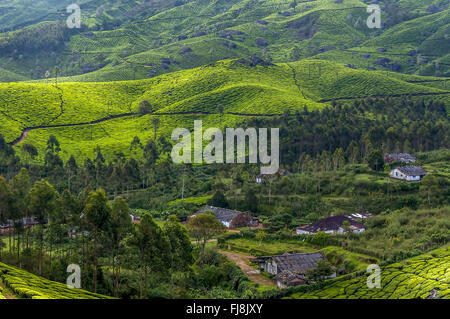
top-left (130, 214), bottom-right (141, 224)
top-left (390, 166), bottom-right (427, 181)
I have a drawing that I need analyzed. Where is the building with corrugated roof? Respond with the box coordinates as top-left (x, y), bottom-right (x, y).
top-left (190, 206), bottom-right (258, 228)
top-left (251, 252), bottom-right (335, 288)
top-left (390, 166), bottom-right (427, 181)
top-left (296, 212), bottom-right (373, 235)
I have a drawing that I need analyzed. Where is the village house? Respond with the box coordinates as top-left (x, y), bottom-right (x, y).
top-left (130, 214), bottom-right (141, 224)
top-left (256, 168), bottom-right (290, 183)
top-left (0, 217), bottom-right (40, 235)
top-left (389, 166), bottom-right (427, 181)
top-left (251, 252), bottom-right (336, 288)
top-left (68, 227), bottom-right (89, 239)
top-left (0, 221), bottom-right (12, 235)
top-left (190, 206), bottom-right (258, 229)
top-left (384, 153), bottom-right (416, 164)
top-left (296, 212), bottom-right (373, 235)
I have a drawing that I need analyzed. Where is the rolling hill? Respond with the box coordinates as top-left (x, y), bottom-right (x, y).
top-left (1, 59), bottom-right (448, 162)
top-left (0, 0), bottom-right (448, 82)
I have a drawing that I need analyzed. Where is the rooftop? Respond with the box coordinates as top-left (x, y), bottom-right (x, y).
top-left (261, 252), bottom-right (325, 275)
top-left (396, 166), bottom-right (427, 176)
top-left (297, 213), bottom-right (371, 233)
top-left (385, 153), bottom-right (416, 163)
top-left (195, 206), bottom-right (244, 223)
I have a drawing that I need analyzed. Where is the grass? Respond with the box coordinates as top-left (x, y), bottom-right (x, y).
top-left (0, 262), bottom-right (113, 299)
top-left (288, 245), bottom-right (450, 299)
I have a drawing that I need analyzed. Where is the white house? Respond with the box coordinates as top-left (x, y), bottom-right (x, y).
top-left (390, 166), bottom-right (427, 181)
top-left (130, 214), bottom-right (141, 224)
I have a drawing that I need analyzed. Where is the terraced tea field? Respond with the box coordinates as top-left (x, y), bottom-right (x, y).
top-left (0, 263), bottom-right (112, 299)
top-left (289, 246), bottom-right (450, 299)
top-left (1, 59), bottom-right (448, 162)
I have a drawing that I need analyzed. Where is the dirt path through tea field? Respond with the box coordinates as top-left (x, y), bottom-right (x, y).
top-left (219, 250), bottom-right (276, 287)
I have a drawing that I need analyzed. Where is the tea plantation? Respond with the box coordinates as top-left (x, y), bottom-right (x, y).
top-left (1, 59), bottom-right (448, 162)
top-left (0, 263), bottom-right (113, 299)
top-left (289, 246), bottom-right (450, 299)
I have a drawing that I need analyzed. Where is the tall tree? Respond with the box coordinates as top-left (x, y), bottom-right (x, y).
top-left (110, 197), bottom-right (132, 297)
top-left (83, 189), bottom-right (111, 293)
top-left (420, 174), bottom-right (439, 205)
top-left (164, 215), bottom-right (194, 272)
top-left (187, 212), bottom-right (226, 260)
top-left (22, 143), bottom-right (38, 169)
top-left (151, 117), bottom-right (160, 140)
top-left (10, 168), bottom-right (31, 261)
top-left (130, 213), bottom-right (171, 298)
top-left (54, 66), bottom-right (61, 87)
top-left (0, 176), bottom-right (13, 258)
top-left (368, 149), bottom-right (384, 171)
top-left (28, 179), bottom-right (59, 274)
top-left (65, 155), bottom-right (78, 193)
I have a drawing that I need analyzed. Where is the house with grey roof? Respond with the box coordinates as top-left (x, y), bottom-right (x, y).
top-left (251, 252), bottom-right (336, 288)
top-left (384, 153), bottom-right (416, 164)
top-left (256, 169), bottom-right (291, 183)
top-left (191, 206), bottom-right (258, 228)
top-left (296, 212), bottom-right (373, 235)
top-left (390, 166), bottom-right (427, 181)
top-left (0, 217), bottom-right (40, 235)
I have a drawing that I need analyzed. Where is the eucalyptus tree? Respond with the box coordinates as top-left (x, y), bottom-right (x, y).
top-left (83, 188), bottom-right (111, 293)
top-left (130, 213), bottom-right (171, 298)
top-left (110, 197), bottom-right (132, 297)
top-left (164, 215), bottom-right (194, 272)
top-left (10, 168), bottom-right (31, 261)
top-left (0, 176), bottom-right (13, 259)
top-left (28, 179), bottom-right (59, 274)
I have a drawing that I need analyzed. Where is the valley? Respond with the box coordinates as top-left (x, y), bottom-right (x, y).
top-left (0, 0), bottom-right (448, 302)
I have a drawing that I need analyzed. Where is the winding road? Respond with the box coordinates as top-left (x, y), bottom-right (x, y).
top-left (9, 111), bottom-right (282, 146)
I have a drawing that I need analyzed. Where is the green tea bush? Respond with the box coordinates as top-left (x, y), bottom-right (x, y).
top-left (0, 263), bottom-right (113, 299)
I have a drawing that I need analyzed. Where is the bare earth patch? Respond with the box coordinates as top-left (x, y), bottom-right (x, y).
top-left (219, 250), bottom-right (276, 287)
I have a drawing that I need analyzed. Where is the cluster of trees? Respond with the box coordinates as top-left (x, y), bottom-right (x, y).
top-left (244, 97), bottom-right (448, 170)
top-left (9, 133), bottom-right (191, 197)
top-left (0, 166), bottom-right (259, 298)
top-left (0, 168), bottom-right (195, 297)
